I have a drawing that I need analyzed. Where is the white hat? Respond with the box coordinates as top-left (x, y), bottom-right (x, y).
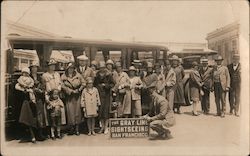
top-left (21, 67), bottom-right (30, 74)
top-left (29, 61), bottom-right (39, 67)
top-left (147, 62), bottom-right (153, 68)
top-left (77, 55), bottom-right (89, 61)
top-left (106, 59), bottom-right (114, 65)
top-left (129, 66), bottom-right (136, 71)
top-left (171, 55), bottom-right (179, 61)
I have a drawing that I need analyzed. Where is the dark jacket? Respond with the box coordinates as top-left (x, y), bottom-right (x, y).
top-left (227, 63), bottom-right (241, 88)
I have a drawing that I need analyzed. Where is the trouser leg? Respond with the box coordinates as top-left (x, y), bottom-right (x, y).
top-left (214, 83), bottom-right (221, 115)
top-left (221, 90), bottom-right (227, 115)
top-left (204, 89), bottom-right (210, 113)
top-left (229, 88), bottom-right (235, 113)
top-left (235, 85), bottom-right (241, 115)
top-left (166, 90), bottom-right (174, 110)
top-left (149, 120), bottom-right (165, 136)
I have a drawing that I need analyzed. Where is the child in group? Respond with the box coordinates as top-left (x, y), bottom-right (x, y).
top-left (47, 89), bottom-right (66, 140)
top-left (81, 77), bottom-right (101, 136)
top-left (15, 67), bottom-right (36, 104)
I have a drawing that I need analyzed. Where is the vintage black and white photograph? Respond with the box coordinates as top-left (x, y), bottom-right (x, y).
top-left (1, 1), bottom-right (249, 156)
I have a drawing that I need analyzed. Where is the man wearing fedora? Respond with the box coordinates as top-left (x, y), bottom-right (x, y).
top-left (227, 54), bottom-right (241, 116)
top-left (143, 81), bottom-right (175, 140)
top-left (213, 55), bottom-right (230, 117)
top-left (199, 57), bottom-right (213, 115)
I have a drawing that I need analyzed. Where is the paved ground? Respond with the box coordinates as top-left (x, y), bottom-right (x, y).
top-left (3, 93), bottom-right (245, 155)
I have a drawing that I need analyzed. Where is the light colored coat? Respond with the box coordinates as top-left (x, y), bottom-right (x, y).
top-left (129, 76), bottom-right (143, 100)
top-left (156, 73), bottom-right (166, 96)
top-left (81, 87), bottom-right (101, 118)
top-left (42, 72), bottom-right (61, 93)
top-left (213, 65), bottom-right (231, 91)
top-left (164, 68), bottom-right (176, 90)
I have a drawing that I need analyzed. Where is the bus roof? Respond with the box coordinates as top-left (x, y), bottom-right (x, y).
top-left (6, 35), bottom-right (168, 51)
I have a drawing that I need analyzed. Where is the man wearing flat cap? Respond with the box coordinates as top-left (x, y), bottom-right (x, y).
top-left (143, 81), bottom-right (175, 140)
top-left (213, 55), bottom-right (230, 118)
top-left (199, 57), bottom-right (213, 115)
top-left (227, 54), bottom-right (241, 116)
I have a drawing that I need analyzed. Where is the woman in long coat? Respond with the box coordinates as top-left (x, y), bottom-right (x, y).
top-left (30, 62), bottom-right (47, 141)
top-left (61, 62), bottom-right (84, 135)
top-left (171, 55), bottom-right (185, 114)
top-left (94, 61), bottom-right (115, 135)
top-left (15, 67), bottom-right (37, 143)
top-left (112, 62), bottom-right (131, 118)
top-left (189, 61), bottom-right (203, 116)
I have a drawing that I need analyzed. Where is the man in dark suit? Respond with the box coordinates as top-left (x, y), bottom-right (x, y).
top-left (199, 57), bottom-right (213, 115)
top-left (227, 54), bottom-right (241, 116)
top-left (143, 81), bottom-right (175, 140)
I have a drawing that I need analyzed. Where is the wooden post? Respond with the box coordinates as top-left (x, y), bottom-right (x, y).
top-left (126, 48), bottom-right (132, 68)
top-left (121, 48), bottom-right (127, 69)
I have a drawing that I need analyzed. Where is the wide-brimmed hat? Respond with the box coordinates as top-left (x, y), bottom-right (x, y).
top-left (77, 55), bottom-right (89, 61)
top-left (146, 81), bottom-right (157, 89)
top-left (129, 66), bottom-right (136, 71)
top-left (99, 61), bottom-right (106, 68)
top-left (132, 60), bottom-right (142, 65)
top-left (192, 61), bottom-right (199, 67)
top-left (86, 77), bottom-right (93, 84)
top-left (200, 57), bottom-right (208, 63)
top-left (21, 67), bottom-right (30, 74)
top-left (91, 60), bottom-right (98, 67)
top-left (154, 62), bottom-right (161, 68)
top-left (106, 59), bottom-right (114, 65)
top-left (47, 59), bottom-right (57, 66)
top-left (171, 55), bottom-right (179, 61)
top-left (215, 55), bottom-right (224, 61)
top-left (29, 61), bottom-right (39, 68)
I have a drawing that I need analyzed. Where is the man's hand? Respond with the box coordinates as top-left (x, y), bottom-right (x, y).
top-left (82, 107), bottom-right (86, 112)
top-left (225, 87), bottom-right (230, 92)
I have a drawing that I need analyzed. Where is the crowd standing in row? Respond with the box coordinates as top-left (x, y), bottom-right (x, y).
top-left (15, 53), bottom-right (240, 142)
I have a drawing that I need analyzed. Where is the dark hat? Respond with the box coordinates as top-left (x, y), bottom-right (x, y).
top-left (233, 54), bottom-right (240, 59)
top-left (192, 61), bottom-right (199, 67)
top-left (215, 55), bottom-right (223, 61)
top-left (66, 62), bottom-right (75, 70)
top-left (146, 81), bottom-right (157, 89)
top-left (47, 59), bottom-right (57, 65)
top-left (165, 59), bottom-right (171, 65)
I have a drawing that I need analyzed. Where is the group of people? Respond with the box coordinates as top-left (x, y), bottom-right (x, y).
top-left (14, 52), bottom-right (240, 142)
top-left (189, 54), bottom-right (241, 118)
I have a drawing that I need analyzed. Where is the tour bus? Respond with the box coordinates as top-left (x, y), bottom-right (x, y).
top-left (4, 35), bottom-right (171, 129)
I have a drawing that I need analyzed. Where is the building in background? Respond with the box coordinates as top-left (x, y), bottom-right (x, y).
top-left (206, 21), bottom-right (239, 65)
